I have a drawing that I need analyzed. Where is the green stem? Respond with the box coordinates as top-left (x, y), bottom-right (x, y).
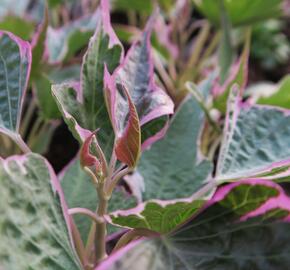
top-left (95, 181), bottom-right (108, 264)
top-left (105, 167), bottom-right (132, 196)
top-left (154, 55), bottom-right (176, 99)
top-left (70, 220), bottom-right (88, 268)
top-left (11, 134), bottom-right (31, 154)
top-left (186, 82), bottom-right (221, 134)
top-left (179, 21), bottom-right (211, 84)
top-left (26, 117), bottom-right (43, 147)
top-left (20, 98), bottom-right (36, 138)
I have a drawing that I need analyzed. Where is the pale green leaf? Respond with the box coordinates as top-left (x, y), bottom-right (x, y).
top-left (0, 153), bottom-right (81, 269)
top-left (138, 96), bottom-right (212, 201)
top-left (217, 89), bottom-right (290, 181)
top-left (0, 32), bottom-right (31, 137)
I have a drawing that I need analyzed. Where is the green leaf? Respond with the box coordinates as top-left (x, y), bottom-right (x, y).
top-left (216, 89), bottom-right (290, 181)
top-left (34, 65), bottom-right (80, 120)
top-left (48, 64), bottom-right (81, 83)
top-left (30, 7), bottom-right (48, 80)
top-left (52, 3), bottom-right (123, 155)
top-left (137, 96), bottom-right (213, 201)
top-left (109, 199), bottom-right (205, 234)
top-left (257, 75), bottom-right (290, 109)
top-left (60, 157), bottom-right (137, 241)
top-left (0, 153), bottom-right (81, 269)
top-left (213, 28), bottom-right (250, 113)
top-left (0, 31), bottom-right (31, 137)
top-left (193, 0), bottom-right (283, 27)
top-left (113, 0), bottom-right (153, 14)
top-left (218, 0), bottom-right (233, 83)
top-left (0, 16), bottom-right (34, 40)
top-left (33, 74), bottom-right (62, 119)
top-left (100, 180), bottom-right (290, 270)
top-left (46, 11), bottom-right (100, 63)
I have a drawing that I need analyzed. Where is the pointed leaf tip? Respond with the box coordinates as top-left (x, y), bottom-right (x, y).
top-left (80, 130), bottom-right (102, 174)
top-left (115, 84), bottom-right (141, 168)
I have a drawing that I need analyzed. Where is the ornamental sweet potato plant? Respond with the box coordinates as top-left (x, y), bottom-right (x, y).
top-left (1, 0), bottom-right (290, 270)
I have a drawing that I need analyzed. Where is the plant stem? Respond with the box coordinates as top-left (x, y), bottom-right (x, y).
top-left (186, 82), bottom-right (222, 134)
top-left (20, 98), bottom-right (36, 138)
top-left (69, 208), bottom-right (103, 224)
top-left (11, 134), bottom-right (31, 153)
top-left (70, 219), bottom-right (88, 267)
top-left (105, 167), bottom-right (132, 196)
top-left (95, 181), bottom-right (108, 264)
top-left (179, 21), bottom-right (210, 85)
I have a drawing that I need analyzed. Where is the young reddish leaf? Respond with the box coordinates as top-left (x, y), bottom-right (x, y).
top-left (80, 131), bottom-right (101, 171)
top-left (114, 84), bottom-right (141, 168)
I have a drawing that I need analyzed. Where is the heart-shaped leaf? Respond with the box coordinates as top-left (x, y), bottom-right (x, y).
top-left (98, 179), bottom-right (290, 270)
top-left (216, 88), bottom-right (290, 181)
top-left (0, 153), bottom-right (81, 269)
top-left (0, 31), bottom-right (31, 138)
top-left (136, 95), bottom-right (213, 201)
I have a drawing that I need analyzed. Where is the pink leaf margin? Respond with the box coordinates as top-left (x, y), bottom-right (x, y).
top-left (209, 179), bottom-right (290, 222)
top-left (217, 88), bottom-right (290, 180)
top-left (98, 179), bottom-right (290, 269)
top-left (0, 31), bottom-right (31, 135)
top-left (0, 154), bottom-right (81, 264)
top-left (104, 11), bottom-right (174, 150)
